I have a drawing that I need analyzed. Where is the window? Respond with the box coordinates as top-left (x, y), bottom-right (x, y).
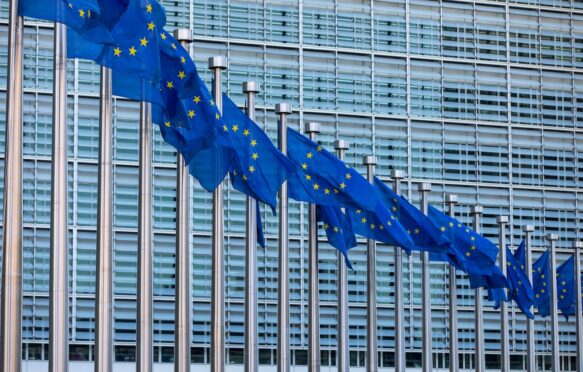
top-left (410, 1), bottom-right (441, 56)
top-left (509, 9), bottom-right (540, 65)
top-left (374, 57), bottom-right (407, 116)
top-left (374, 1), bottom-right (406, 53)
top-left (410, 60), bottom-right (442, 118)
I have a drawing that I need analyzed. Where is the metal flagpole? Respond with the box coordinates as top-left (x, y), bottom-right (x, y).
top-left (471, 205), bottom-right (485, 372)
top-left (418, 183), bottom-right (432, 372)
top-left (209, 56), bottom-right (227, 372)
top-left (95, 66), bottom-right (113, 372)
top-left (445, 194), bottom-right (458, 372)
top-left (305, 122), bottom-right (321, 372)
top-left (276, 103), bottom-right (292, 372)
top-left (173, 28), bottom-right (193, 372)
top-left (547, 233), bottom-right (559, 372)
top-left (243, 81), bottom-right (260, 372)
top-left (1, 1), bottom-right (24, 371)
top-left (334, 139), bottom-right (350, 372)
top-left (49, 22), bottom-right (69, 372)
top-left (392, 170), bottom-right (405, 372)
top-left (574, 241), bottom-right (583, 372)
top-left (497, 216), bottom-right (510, 372)
top-left (137, 102), bottom-right (153, 372)
top-left (364, 156), bottom-right (378, 372)
top-left (524, 225), bottom-right (536, 372)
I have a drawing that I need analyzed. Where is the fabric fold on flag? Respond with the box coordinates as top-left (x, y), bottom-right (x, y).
top-left (533, 250), bottom-right (551, 317)
top-left (556, 255), bottom-right (575, 320)
top-left (504, 244), bottom-right (535, 319)
top-left (316, 205), bottom-right (357, 270)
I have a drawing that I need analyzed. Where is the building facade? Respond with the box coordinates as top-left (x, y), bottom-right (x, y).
top-left (0, 0), bottom-right (582, 370)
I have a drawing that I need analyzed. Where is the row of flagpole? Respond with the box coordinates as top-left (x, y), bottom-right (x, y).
top-left (3, 10), bottom-right (583, 372)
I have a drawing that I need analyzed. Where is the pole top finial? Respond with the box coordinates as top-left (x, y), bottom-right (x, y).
top-left (304, 122), bottom-right (321, 134)
top-left (334, 140), bottom-right (349, 151)
top-left (208, 56), bottom-right (227, 70)
top-left (497, 215), bottom-right (509, 224)
top-left (391, 170), bottom-right (405, 179)
top-left (173, 28), bottom-right (193, 43)
top-left (243, 81), bottom-right (260, 94)
top-left (547, 233), bottom-right (559, 241)
top-left (445, 194), bottom-right (458, 204)
top-left (471, 205), bottom-right (483, 215)
top-left (363, 155), bottom-right (377, 166)
top-left (418, 182), bottom-right (431, 192)
top-left (523, 225), bottom-right (535, 233)
top-left (275, 103), bottom-right (292, 114)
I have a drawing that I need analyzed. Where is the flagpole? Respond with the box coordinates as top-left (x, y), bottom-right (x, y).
top-left (364, 156), bottom-right (378, 372)
top-left (174, 28), bottom-right (193, 372)
top-left (574, 241), bottom-right (583, 372)
top-left (524, 225), bottom-right (536, 372)
top-left (305, 122), bottom-right (321, 372)
top-left (418, 183), bottom-right (432, 372)
top-left (137, 102), bottom-right (153, 372)
top-left (276, 103), bottom-right (292, 372)
top-left (497, 216), bottom-right (510, 372)
top-left (243, 81), bottom-right (260, 372)
top-left (0, 1), bottom-right (23, 371)
top-left (547, 233), bottom-right (559, 371)
top-left (209, 56), bottom-right (227, 372)
top-left (445, 194), bottom-right (458, 372)
top-left (95, 66), bottom-right (113, 372)
top-left (471, 205), bottom-right (485, 372)
top-left (49, 22), bottom-right (69, 372)
top-left (334, 139), bottom-right (350, 372)
top-left (392, 170), bottom-right (405, 372)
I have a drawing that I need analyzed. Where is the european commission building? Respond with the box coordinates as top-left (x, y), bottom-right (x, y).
top-left (2, 0), bottom-right (583, 371)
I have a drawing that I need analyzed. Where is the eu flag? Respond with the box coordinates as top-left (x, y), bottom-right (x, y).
top-left (556, 255), bottom-right (575, 320)
top-left (286, 128), bottom-right (414, 252)
top-left (532, 250), bottom-right (551, 317)
top-left (373, 177), bottom-right (449, 253)
top-left (316, 206), bottom-right (357, 269)
top-left (467, 266), bottom-right (508, 302)
top-left (513, 240), bottom-right (527, 271)
top-left (20, 0), bottom-right (116, 44)
top-left (222, 95), bottom-right (294, 211)
top-left (257, 204), bottom-right (265, 248)
top-left (506, 247), bottom-right (535, 319)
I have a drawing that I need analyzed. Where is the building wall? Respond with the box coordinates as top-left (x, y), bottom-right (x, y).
top-left (0, 0), bottom-right (581, 370)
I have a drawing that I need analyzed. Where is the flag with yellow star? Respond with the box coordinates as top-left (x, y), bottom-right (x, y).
top-left (504, 245), bottom-right (535, 319)
top-left (374, 177), bottom-right (449, 254)
top-left (556, 255), bottom-right (576, 320)
top-left (532, 250), bottom-right (551, 317)
top-left (221, 94), bottom-right (294, 210)
top-left (316, 205), bottom-right (357, 269)
top-left (20, 0), bottom-right (117, 44)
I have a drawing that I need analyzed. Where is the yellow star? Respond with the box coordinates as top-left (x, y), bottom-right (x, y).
top-left (160, 32), bottom-right (167, 40)
top-left (345, 173), bottom-right (352, 180)
top-left (249, 166), bottom-right (255, 173)
top-left (471, 245), bottom-right (476, 250)
top-left (68, 2), bottom-right (73, 8)
top-left (440, 226), bottom-right (446, 232)
top-left (305, 174), bottom-right (311, 181)
top-left (140, 37), bottom-right (149, 47)
top-left (379, 225), bottom-right (384, 230)
top-left (129, 46), bottom-right (137, 56)
top-left (392, 206), bottom-right (397, 212)
top-left (223, 125), bottom-right (228, 132)
top-left (334, 227), bottom-right (339, 233)
top-left (171, 43), bottom-right (177, 50)
top-left (313, 183), bottom-right (319, 190)
top-left (340, 183), bottom-right (346, 189)
top-left (317, 146), bottom-right (323, 152)
top-left (215, 113), bottom-right (220, 120)
top-left (193, 96), bottom-right (201, 104)
top-left (466, 252), bottom-right (471, 257)
top-left (470, 236), bottom-right (475, 241)
top-left (324, 223), bottom-right (329, 230)
top-left (414, 228), bottom-right (420, 234)
top-left (79, 9), bottom-right (85, 17)
top-left (361, 217), bottom-right (367, 224)
top-left (166, 81), bottom-right (174, 89)
top-left (243, 129), bottom-right (250, 136)
top-left (210, 100), bottom-right (215, 106)
top-left (306, 152), bottom-right (313, 159)
top-left (356, 210), bottom-right (361, 214)
top-left (387, 221), bottom-right (392, 226)
top-left (334, 189), bottom-right (339, 194)
top-left (449, 222), bottom-right (454, 227)
top-left (370, 224), bottom-right (376, 230)
top-left (181, 56), bottom-right (186, 64)
top-left (146, 3), bottom-right (153, 13)
top-left (535, 294), bottom-right (540, 299)
top-left (301, 163), bottom-right (308, 170)
top-left (164, 121), bottom-right (171, 127)
top-left (113, 47), bottom-right (122, 57)
top-left (178, 71), bottom-right (186, 79)
top-left (148, 22), bottom-right (155, 31)
top-left (188, 110), bottom-right (195, 119)
top-left (324, 189), bottom-right (330, 195)
top-left (231, 125), bottom-right (238, 132)
top-left (251, 140), bottom-right (257, 147)
top-left (407, 230), bottom-right (411, 235)
top-left (242, 175), bottom-right (248, 181)
top-left (252, 153), bottom-right (259, 160)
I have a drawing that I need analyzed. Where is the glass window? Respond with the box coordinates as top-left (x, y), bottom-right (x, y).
top-left (540, 11), bottom-right (572, 67)
top-left (265, 0), bottom-right (299, 44)
top-left (410, 60), bottom-right (442, 118)
top-left (476, 65), bottom-right (507, 122)
top-left (193, 0), bottom-right (229, 39)
top-left (411, 120), bottom-right (443, 180)
top-left (443, 123), bottom-right (478, 183)
top-left (302, 0), bottom-right (335, 47)
top-left (442, 1), bottom-right (475, 59)
top-left (443, 62), bottom-right (476, 121)
top-left (374, 1), bottom-right (406, 53)
top-left (409, 1), bottom-right (441, 56)
top-left (374, 57), bottom-right (406, 116)
top-left (475, 5), bottom-right (507, 62)
top-left (265, 48), bottom-right (300, 107)
top-left (512, 127), bottom-right (543, 186)
top-left (510, 68), bottom-right (541, 125)
top-left (303, 50), bottom-right (335, 110)
top-left (337, 53), bottom-right (372, 113)
top-left (337, 0), bottom-right (371, 50)
top-left (509, 9), bottom-right (540, 65)
top-left (477, 125), bottom-right (509, 183)
top-left (375, 118), bottom-right (407, 176)
top-left (541, 70), bottom-right (573, 127)
top-left (230, 0), bottom-right (264, 41)
top-left (542, 130), bottom-right (575, 187)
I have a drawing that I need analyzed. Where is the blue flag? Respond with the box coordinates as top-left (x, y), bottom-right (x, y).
top-left (223, 95), bottom-right (294, 211)
top-left (506, 247), bottom-right (535, 319)
top-left (513, 240), bottom-right (527, 272)
top-left (20, 0), bottom-right (116, 44)
top-left (257, 203), bottom-right (265, 249)
top-left (316, 206), bottom-right (357, 269)
top-left (286, 128), bottom-right (414, 252)
top-left (373, 177), bottom-right (449, 253)
top-left (468, 265), bottom-right (508, 302)
top-left (532, 250), bottom-right (551, 317)
top-left (556, 255), bottom-right (576, 320)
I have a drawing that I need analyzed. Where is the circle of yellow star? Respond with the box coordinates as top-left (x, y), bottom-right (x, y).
top-left (251, 140), bottom-right (257, 147)
top-left (188, 110), bottom-right (195, 119)
top-left (147, 22), bottom-right (155, 31)
top-left (166, 81), bottom-right (174, 89)
top-left (249, 165), bottom-right (255, 173)
top-left (340, 183), bottom-right (346, 189)
top-left (306, 152), bottom-right (313, 159)
top-left (313, 183), bottom-right (319, 190)
top-left (193, 96), bottom-right (201, 104)
top-left (146, 3), bottom-right (153, 12)
top-left (129, 46), bottom-right (137, 56)
top-left (361, 218), bottom-right (367, 224)
top-left (140, 37), bottom-right (149, 47)
top-left (79, 9), bottom-right (85, 18)
top-left (301, 163), bottom-right (308, 170)
top-left (178, 71), bottom-right (186, 79)
top-left (113, 47), bottom-right (122, 57)
top-left (252, 153), bottom-right (259, 160)
top-left (243, 129), bottom-right (250, 136)
top-left (232, 125), bottom-right (239, 132)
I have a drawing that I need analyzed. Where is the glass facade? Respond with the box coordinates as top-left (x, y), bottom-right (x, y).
top-left (0, 0), bottom-right (582, 370)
